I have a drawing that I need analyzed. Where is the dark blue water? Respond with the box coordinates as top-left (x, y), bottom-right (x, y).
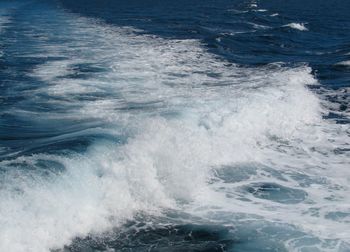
top-left (0, 0), bottom-right (349, 251)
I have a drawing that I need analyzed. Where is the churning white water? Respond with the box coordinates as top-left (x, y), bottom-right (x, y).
top-left (0, 2), bottom-right (349, 252)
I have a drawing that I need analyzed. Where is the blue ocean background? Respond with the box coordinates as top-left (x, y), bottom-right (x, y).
top-left (0, 0), bottom-right (349, 251)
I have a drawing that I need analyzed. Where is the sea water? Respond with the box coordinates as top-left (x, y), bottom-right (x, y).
top-left (0, 0), bottom-right (349, 251)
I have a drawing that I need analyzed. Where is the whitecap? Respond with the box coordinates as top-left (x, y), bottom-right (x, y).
top-left (284, 22), bottom-right (309, 31)
top-left (335, 60), bottom-right (350, 66)
top-left (255, 9), bottom-right (268, 12)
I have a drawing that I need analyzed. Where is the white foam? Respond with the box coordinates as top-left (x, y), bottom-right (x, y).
top-left (247, 22), bottom-right (270, 30)
top-left (248, 0), bottom-right (258, 8)
top-left (335, 60), bottom-right (350, 66)
top-left (284, 22), bottom-right (309, 31)
top-left (1, 4), bottom-right (349, 252)
top-left (227, 9), bottom-right (249, 14)
top-left (255, 9), bottom-right (268, 12)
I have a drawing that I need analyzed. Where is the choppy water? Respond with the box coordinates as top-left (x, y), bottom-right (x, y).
top-left (0, 0), bottom-right (349, 251)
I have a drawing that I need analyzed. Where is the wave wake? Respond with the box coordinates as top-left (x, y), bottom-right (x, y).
top-left (0, 3), bottom-right (349, 252)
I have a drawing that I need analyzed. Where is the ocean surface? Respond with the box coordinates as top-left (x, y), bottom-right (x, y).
top-left (0, 0), bottom-right (349, 251)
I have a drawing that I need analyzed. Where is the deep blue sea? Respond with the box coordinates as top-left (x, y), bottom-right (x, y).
top-left (0, 0), bottom-right (349, 251)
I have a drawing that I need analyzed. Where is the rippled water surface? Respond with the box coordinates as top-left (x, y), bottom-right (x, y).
top-left (0, 0), bottom-right (349, 251)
